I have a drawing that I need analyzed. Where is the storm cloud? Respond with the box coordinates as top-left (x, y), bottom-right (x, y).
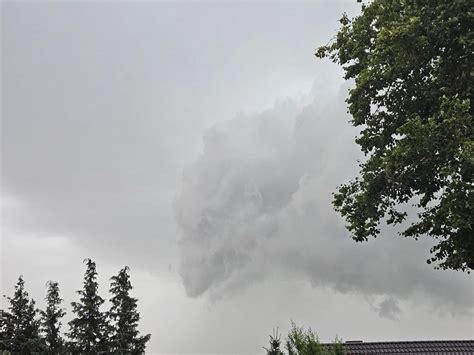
top-left (175, 80), bottom-right (473, 315)
top-left (2, 2), bottom-right (473, 352)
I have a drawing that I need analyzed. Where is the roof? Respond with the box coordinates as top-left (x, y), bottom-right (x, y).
top-left (338, 340), bottom-right (474, 354)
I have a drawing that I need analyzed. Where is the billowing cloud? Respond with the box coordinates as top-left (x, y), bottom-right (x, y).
top-left (175, 81), bottom-right (473, 315)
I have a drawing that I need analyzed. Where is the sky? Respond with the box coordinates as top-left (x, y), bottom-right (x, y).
top-left (1, 1), bottom-right (473, 354)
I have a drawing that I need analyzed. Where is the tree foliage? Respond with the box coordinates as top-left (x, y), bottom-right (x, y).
top-left (40, 280), bottom-right (66, 353)
top-left (316, 0), bottom-right (473, 271)
top-left (286, 322), bottom-right (322, 355)
top-left (265, 322), bottom-right (345, 355)
top-left (0, 309), bottom-right (14, 351)
top-left (2, 276), bottom-right (45, 353)
top-left (264, 328), bottom-right (285, 355)
top-left (108, 266), bottom-right (151, 353)
top-left (68, 258), bottom-right (109, 353)
top-left (1, 260), bottom-right (150, 353)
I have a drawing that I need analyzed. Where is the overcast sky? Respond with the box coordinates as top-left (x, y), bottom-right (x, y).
top-left (1, 1), bottom-right (473, 354)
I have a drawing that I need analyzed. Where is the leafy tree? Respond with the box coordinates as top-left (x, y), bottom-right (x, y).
top-left (286, 321), bottom-right (324, 355)
top-left (264, 328), bottom-right (284, 355)
top-left (108, 266), bottom-right (151, 354)
top-left (3, 276), bottom-right (45, 353)
top-left (68, 258), bottom-right (109, 353)
top-left (316, 0), bottom-right (473, 271)
top-left (329, 336), bottom-right (346, 355)
top-left (263, 322), bottom-right (346, 355)
top-left (40, 280), bottom-right (66, 353)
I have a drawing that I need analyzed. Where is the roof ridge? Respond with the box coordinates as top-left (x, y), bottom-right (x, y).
top-left (321, 339), bottom-right (474, 355)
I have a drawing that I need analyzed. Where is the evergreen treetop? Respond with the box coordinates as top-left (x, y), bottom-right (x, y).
top-left (41, 280), bottom-right (66, 353)
top-left (4, 276), bottom-right (45, 353)
top-left (264, 328), bottom-right (284, 355)
top-left (109, 266), bottom-right (151, 354)
top-left (68, 258), bottom-right (109, 353)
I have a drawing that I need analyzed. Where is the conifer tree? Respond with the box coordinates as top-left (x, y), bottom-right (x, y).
top-left (68, 258), bottom-right (109, 353)
top-left (108, 266), bottom-right (151, 354)
top-left (0, 309), bottom-right (14, 351)
top-left (4, 276), bottom-right (45, 353)
top-left (264, 328), bottom-right (284, 355)
top-left (40, 280), bottom-right (66, 353)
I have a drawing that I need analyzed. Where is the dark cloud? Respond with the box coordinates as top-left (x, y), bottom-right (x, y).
top-left (376, 297), bottom-right (401, 320)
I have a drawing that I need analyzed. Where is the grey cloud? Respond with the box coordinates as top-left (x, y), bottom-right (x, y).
top-left (1, 1), bottom-right (357, 272)
top-left (1, 3), bottom-right (189, 269)
top-left (376, 297), bottom-right (401, 320)
top-left (175, 81), bottom-right (474, 314)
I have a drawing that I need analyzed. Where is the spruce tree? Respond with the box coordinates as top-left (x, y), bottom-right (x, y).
top-left (41, 280), bottom-right (66, 353)
top-left (108, 266), bottom-right (150, 354)
top-left (68, 258), bottom-right (109, 353)
top-left (4, 276), bottom-right (45, 353)
top-left (0, 309), bottom-right (14, 351)
top-left (264, 328), bottom-right (284, 355)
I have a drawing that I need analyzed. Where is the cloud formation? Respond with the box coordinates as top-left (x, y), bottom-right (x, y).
top-left (175, 81), bottom-right (473, 315)
top-left (3, 2), bottom-right (472, 351)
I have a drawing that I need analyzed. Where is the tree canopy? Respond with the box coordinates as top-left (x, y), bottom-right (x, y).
top-left (40, 280), bottom-right (66, 353)
top-left (264, 322), bottom-right (345, 355)
top-left (264, 328), bottom-right (285, 355)
top-left (108, 266), bottom-right (151, 353)
top-left (316, 0), bottom-right (473, 271)
top-left (67, 258), bottom-right (110, 353)
top-left (1, 260), bottom-right (150, 354)
top-left (2, 276), bottom-right (44, 353)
